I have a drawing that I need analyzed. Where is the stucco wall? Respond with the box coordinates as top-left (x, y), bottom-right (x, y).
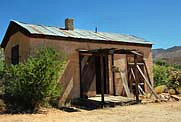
top-left (4, 31), bottom-right (153, 102)
top-left (29, 36), bottom-right (153, 101)
top-left (4, 32), bottom-right (30, 64)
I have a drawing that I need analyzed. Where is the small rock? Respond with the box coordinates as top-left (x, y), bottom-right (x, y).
top-left (168, 89), bottom-right (176, 95)
top-left (176, 87), bottom-right (181, 94)
top-left (154, 85), bottom-right (168, 94)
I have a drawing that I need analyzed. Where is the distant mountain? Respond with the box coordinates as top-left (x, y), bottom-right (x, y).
top-left (153, 46), bottom-right (181, 65)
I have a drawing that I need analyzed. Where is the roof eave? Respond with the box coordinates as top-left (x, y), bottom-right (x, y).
top-left (1, 21), bottom-right (31, 48)
top-left (29, 33), bottom-right (153, 47)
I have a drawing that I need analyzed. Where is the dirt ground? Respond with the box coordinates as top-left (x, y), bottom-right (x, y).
top-left (0, 101), bottom-right (181, 122)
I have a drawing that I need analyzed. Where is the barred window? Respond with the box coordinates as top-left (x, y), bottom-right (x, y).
top-left (11, 45), bottom-right (19, 65)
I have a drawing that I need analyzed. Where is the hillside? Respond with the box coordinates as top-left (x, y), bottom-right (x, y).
top-left (153, 46), bottom-right (181, 65)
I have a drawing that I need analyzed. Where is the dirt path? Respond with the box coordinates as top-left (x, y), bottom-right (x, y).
top-left (0, 101), bottom-right (181, 122)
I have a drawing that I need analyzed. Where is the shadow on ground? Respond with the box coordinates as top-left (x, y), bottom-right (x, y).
top-left (71, 98), bottom-right (138, 111)
top-left (59, 107), bottom-right (80, 112)
top-left (1, 96), bottom-right (138, 114)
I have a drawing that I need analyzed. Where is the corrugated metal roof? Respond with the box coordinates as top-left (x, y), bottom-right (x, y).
top-left (12, 20), bottom-right (152, 45)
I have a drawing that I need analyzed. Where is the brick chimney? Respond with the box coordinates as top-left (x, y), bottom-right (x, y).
top-left (65, 18), bottom-right (74, 30)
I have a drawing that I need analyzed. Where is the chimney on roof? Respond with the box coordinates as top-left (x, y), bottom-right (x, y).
top-left (65, 18), bottom-right (74, 30)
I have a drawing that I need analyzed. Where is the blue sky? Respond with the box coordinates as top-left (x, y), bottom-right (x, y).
top-left (0, 0), bottom-right (181, 49)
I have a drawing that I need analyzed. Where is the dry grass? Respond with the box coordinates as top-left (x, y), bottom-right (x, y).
top-left (0, 101), bottom-right (181, 122)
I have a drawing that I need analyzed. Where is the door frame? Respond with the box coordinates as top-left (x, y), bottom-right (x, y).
top-left (79, 52), bottom-right (109, 98)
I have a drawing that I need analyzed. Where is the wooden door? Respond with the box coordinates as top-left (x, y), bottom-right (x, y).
top-left (80, 55), bottom-right (96, 98)
top-left (95, 55), bottom-right (109, 94)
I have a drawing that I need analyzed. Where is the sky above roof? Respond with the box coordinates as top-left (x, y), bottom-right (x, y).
top-left (0, 0), bottom-right (181, 49)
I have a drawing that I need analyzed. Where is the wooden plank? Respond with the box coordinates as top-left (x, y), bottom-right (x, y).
top-left (80, 55), bottom-right (97, 98)
top-left (105, 55), bottom-right (109, 94)
top-left (130, 51), bottom-right (143, 56)
top-left (81, 56), bottom-right (89, 71)
top-left (100, 54), bottom-right (105, 107)
top-left (134, 55), bottom-right (140, 103)
top-left (127, 56), bottom-right (133, 95)
top-left (171, 95), bottom-right (180, 101)
top-left (111, 53), bottom-right (116, 96)
top-left (128, 63), bottom-right (144, 65)
top-left (79, 54), bottom-right (83, 98)
top-left (119, 71), bottom-right (131, 97)
top-left (130, 68), bottom-right (145, 95)
top-left (143, 60), bottom-right (152, 86)
top-left (131, 68), bottom-right (135, 79)
top-left (79, 53), bottom-right (93, 56)
top-left (138, 85), bottom-right (145, 95)
top-left (128, 70), bottom-right (133, 94)
top-left (136, 65), bottom-right (160, 100)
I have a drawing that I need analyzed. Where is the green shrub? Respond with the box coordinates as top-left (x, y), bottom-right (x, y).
top-left (0, 48), bottom-right (4, 95)
top-left (153, 64), bottom-right (169, 87)
top-left (153, 61), bottom-right (181, 93)
top-left (167, 67), bottom-right (181, 89)
top-left (3, 47), bottom-right (66, 112)
top-left (154, 59), bottom-right (167, 66)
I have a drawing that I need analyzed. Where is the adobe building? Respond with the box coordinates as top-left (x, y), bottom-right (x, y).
top-left (1, 18), bottom-right (156, 103)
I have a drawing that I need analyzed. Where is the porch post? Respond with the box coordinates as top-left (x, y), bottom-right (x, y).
top-left (100, 53), bottom-right (105, 107)
top-left (134, 55), bottom-right (140, 103)
top-left (111, 52), bottom-right (116, 96)
top-left (79, 53), bottom-right (83, 98)
top-left (143, 60), bottom-right (152, 86)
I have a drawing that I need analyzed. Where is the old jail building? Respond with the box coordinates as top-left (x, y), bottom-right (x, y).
top-left (1, 18), bottom-right (154, 103)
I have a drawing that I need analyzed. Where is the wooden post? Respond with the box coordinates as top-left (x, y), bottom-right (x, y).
top-left (105, 55), bottom-right (109, 94)
top-left (79, 53), bottom-right (83, 98)
top-left (134, 55), bottom-right (140, 103)
top-left (126, 55), bottom-right (133, 95)
top-left (111, 53), bottom-right (116, 96)
top-left (100, 53), bottom-right (105, 107)
top-left (143, 60), bottom-right (152, 86)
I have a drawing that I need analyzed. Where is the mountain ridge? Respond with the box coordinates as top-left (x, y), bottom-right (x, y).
top-left (153, 46), bottom-right (181, 65)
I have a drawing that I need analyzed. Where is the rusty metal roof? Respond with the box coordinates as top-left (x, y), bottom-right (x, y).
top-left (12, 20), bottom-right (152, 45)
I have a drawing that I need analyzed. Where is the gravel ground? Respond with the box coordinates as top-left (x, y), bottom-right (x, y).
top-left (0, 101), bottom-right (181, 122)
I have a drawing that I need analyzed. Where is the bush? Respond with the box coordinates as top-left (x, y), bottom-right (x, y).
top-left (155, 59), bottom-right (167, 66)
top-left (167, 67), bottom-right (181, 89)
top-left (153, 64), bottom-right (169, 87)
top-left (154, 60), bottom-right (181, 94)
top-left (0, 62), bottom-right (4, 95)
top-left (0, 48), bottom-right (4, 95)
top-left (3, 47), bottom-right (66, 112)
